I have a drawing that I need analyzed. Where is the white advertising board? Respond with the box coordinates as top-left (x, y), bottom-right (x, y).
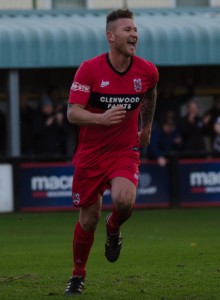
top-left (0, 164), bottom-right (14, 212)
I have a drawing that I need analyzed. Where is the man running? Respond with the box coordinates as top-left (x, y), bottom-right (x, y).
top-left (65, 8), bottom-right (159, 296)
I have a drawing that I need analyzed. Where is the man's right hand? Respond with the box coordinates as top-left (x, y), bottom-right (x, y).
top-left (67, 103), bottom-right (126, 126)
top-left (100, 106), bottom-right (127, 126)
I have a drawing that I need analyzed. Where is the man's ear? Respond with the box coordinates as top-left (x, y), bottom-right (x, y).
top-left (106, 31), bottom-right (115, 42)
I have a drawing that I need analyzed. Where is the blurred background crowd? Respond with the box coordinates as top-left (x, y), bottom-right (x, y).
top-left (145, 84), bottom-right (220, 165)
top-left (1, 81), bottom-right (220, 163)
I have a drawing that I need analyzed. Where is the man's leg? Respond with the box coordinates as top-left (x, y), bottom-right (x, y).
top-left (109, 177), bottom-right (136, 233)
top-left (105, 177), bottom-right (137, 262)
top-left (73, 196), bottom-right (102, 277)
top-left (65, 195), bottom-right (102, 295)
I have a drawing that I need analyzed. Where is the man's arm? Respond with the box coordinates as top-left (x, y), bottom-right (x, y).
top-left (139, 85), bottom-right (157, 147)
top-left (67, 103), bottom-right (126, 126)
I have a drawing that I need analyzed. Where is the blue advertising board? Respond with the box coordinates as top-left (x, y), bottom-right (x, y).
top-left (20, 161), bottom-right (171, 212)
top-left (136, 161), bottom-right (171, 208)
top-left (178, 159), bottom-right (220, 207)
top-left (20, 162), bottom-right (74, 212)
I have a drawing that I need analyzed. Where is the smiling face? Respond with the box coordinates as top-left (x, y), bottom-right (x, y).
top-left (106, 18), bottom-right (138, 57)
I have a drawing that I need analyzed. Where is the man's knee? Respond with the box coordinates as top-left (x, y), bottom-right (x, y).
top-left (112, 189), bottom-right (136, 210)
top-left (80, 208), bottom-right (101, 232)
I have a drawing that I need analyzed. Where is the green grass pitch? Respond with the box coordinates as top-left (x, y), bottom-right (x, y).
top-left (0, 208), bottom-right (220, 300)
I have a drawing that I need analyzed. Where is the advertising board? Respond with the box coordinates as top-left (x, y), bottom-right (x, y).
top-left (0, 164), bottom-right (14, 213)
top-left (178, 159), bottom-right (220, 207)
top-left (20, 161), bottom-right (171, 212)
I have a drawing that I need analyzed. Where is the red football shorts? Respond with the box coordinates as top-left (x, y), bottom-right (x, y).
top-left (72, 154), bottom-right (140, 207)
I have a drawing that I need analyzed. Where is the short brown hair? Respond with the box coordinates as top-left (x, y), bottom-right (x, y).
top-left (106, 9), bottom-right (134, 30)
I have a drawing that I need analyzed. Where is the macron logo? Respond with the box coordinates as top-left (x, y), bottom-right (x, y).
top-left (100, 80), bottom-right (110, 88)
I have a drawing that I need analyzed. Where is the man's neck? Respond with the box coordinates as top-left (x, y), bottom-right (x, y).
top-left (108, 51), bottom-right (132, 73)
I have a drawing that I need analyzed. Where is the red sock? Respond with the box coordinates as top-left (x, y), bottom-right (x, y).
top-left (107, 205), bottom-right (133, 235)
top-left (107, 206), bottom-right (120, 235)
top-left (72, 221), bottom-right (94, 278)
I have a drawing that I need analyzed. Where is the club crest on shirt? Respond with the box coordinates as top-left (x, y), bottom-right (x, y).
top-left (133, 78), bottom-right (142, 92)
top-left (72, 193), bottom-right (80, 205)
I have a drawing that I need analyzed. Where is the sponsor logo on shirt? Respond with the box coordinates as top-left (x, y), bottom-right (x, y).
top-left (90, 92), bottom-right (144, 111)
top-left (99, 95), bottom-right (141, 110)
top-left (100, 80), bottom-right (110, 88)
top-left (71, 82), bottom-right (90, 93)
top-left (133, 78), bottom-right (142, 92)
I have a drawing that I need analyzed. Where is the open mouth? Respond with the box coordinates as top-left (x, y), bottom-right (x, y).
top-left (128, 41), bottom-right (136, 48)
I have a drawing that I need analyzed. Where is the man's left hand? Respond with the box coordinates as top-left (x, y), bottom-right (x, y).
top-left (138, 127), bottom-right (151, 147)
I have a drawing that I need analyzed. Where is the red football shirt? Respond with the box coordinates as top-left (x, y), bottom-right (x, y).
top-left (68, 53), bottom-right (159, 167)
